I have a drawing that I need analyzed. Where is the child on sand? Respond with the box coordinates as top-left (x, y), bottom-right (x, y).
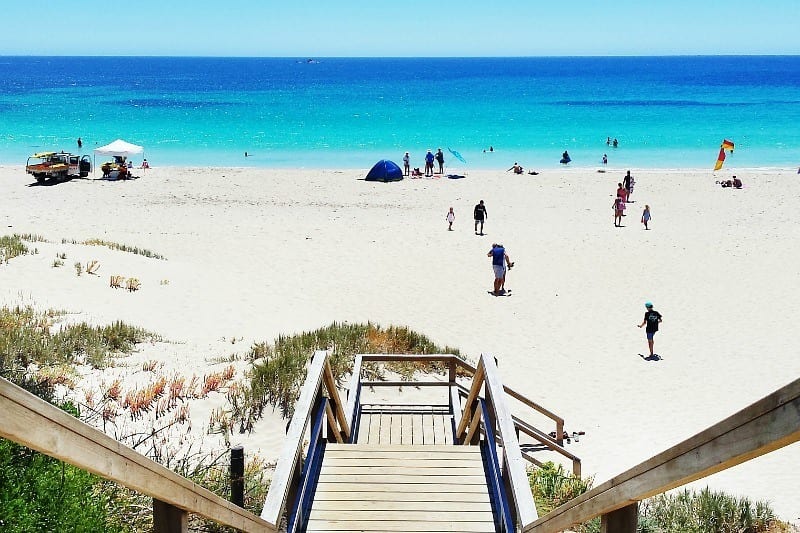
top-left (446, 207), bottom-right (455, 231)
top-left (641, 205), bottom-right (651, 229)
top-left (613, 196), bottom-right (625, 227)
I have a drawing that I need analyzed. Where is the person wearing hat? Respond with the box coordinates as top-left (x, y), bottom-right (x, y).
top-left (637, 302), bottom-right (663, 357)
top-left (425, 149), bottom-right (435, 177)
top-left (402, 151), bottom-right (410, 176)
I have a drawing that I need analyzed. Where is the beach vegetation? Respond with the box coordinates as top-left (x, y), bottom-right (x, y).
top-left (527, 462), bottom-right (788, 532)
top-left (0, 401), bottom-right (127, 533)
top-left (0, 235), bottom-right (29, 264)
top-left (74, 261), bottom-right (83, 275)
top-left (63, 238), bottom-right (166, 260)
top-left (638, 487), bottom-right (786, 533)
top-left (85, 259), bottom-right (100, 275)
top-left (237, 321), bottom-right (462, 428)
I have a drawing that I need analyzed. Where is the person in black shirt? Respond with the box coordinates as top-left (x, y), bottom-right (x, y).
top-left (637, 302), bottom-right (663, 357)
top-left (474, 200), bottom-right (487, 235)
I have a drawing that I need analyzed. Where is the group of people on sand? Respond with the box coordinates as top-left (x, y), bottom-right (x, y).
top-left (612, 170), bottom-right (650, 229)
top-left (717, 175), bottom-right (742, 189)
top-left (404, 148), bottom-right (445, 177)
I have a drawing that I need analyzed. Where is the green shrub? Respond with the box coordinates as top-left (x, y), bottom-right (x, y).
top-left (638, 487), bottom-right (784, 533)
top-left (0, 402), bottom-right (124, 533)
top-left (529, 462), bottom-right (599, 532)
top-left (0, 235), bottom-right (29, 264)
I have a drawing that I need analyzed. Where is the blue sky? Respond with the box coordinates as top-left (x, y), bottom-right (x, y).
top-left (1, 1), bottom-right (798, 56)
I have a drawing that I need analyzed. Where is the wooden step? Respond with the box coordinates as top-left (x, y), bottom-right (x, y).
top-left (306, 444), bottom-right (496, 533)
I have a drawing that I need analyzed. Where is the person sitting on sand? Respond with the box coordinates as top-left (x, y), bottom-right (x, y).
top-left (141, 159), bottom-right (150, 169)
top-left (507, 162), bottom-right (524, 174)
top-left (411, 167), bottom-right (423, 178)
top-left (732, 175), bottom-right (742, 189)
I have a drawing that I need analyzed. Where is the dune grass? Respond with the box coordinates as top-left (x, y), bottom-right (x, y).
top-left (62, 238), bottom-right (166, 260)
top-left (233, 322), bottom-right (462, 430)
top-left (527, 462), bottom-right (788, 533)
top-left (0, 235), bottom-right (30, 264)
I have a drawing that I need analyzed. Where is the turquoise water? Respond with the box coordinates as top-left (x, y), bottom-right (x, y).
top-left (0, 56), bottom-right (798, 169)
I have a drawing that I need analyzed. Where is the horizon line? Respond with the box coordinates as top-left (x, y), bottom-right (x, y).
top-left (2, 53), bottom-right (799, 59)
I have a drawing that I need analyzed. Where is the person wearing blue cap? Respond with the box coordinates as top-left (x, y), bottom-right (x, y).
top-left (637, 302), bottom-right (663, 357)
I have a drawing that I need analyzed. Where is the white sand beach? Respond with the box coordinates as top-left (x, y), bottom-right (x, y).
top-left (2, 164), bottom-right (799, 522)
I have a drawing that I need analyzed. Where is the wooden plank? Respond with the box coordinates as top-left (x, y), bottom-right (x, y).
top-left (525, 377), bottom-right (800, 532)
top-left (153, 499), bottom-right (188, 533)
top-left (317, 474), bottom-right (487, 485)
top-left (344, 354), bottom-right (362, 432)
top-left (401, 413), bottom-right (413, 445)
top-left (358, 412), bottom-right (372, 444)
top-left (368, 411), bottom-right (382, 445)
top-left (322, 458), bottom-right (482, 468)
top-left (481, 353), bottom-right (539, 526)
top-left (306, 520), bottom-right (495, 532)
top-left (455, 359), bottom-right (484, 440)
top-left (432, 412), bottom-right (443, 445)
top-left (314, 482), bottom-right (489, 493)
top-left (390, 412), bottom-right (402, 444)
top-left (381, 413), bottom-right (390, 445)
top-left (422, 411), bottom-right (435, 444)
top-left (312, 491), bottom-right (490, 503)
top-left (464, 406), bottom-right (482, 445)
top-left (319, 466), bottom-right (485, 476)
top-left (309, 510), bottom-right (495, 522)
top-left (0, 377), bottom-right (273, 533)
top-left (311, 500), bottom-right (493, 512)
top-left (412, 413), bottom-right (425, 445)
top-left (323, 359), bottom-right (350, 440)
top-left (359, 353), bottom-right (461, 364)
top-left (324, 401), bottom-right (343, 443)
top-left (260, 350), bottom-right (327, 526)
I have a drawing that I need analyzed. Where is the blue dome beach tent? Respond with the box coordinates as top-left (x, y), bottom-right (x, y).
top-left (365, 160), bottom-right (404, 182)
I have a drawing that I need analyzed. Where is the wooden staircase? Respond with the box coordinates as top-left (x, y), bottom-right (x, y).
top-left (306, 443), bottom-right (497, 532)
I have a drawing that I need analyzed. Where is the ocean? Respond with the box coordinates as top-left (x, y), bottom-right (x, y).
top-left (0, 56), bottom-right (798, 170)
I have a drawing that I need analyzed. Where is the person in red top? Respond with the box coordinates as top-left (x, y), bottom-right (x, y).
top-left (616, 183), bottom-right (628, 206)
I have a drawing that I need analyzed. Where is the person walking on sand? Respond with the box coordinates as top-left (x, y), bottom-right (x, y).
top-left (474, 200), bottom-right (487, 235)
top-left (446, 207), bottom-right (455, 231)
top-left (435, 148), bottom-right (445, 174)
top-left (638, 302), bottom-right (663, 357)
top-left (487, 243), bottom-right (513, 296)
top-left (616, 182), bottom-right (628, 206)
top-left (613, 195), bottom-right (625, 227)
top-left (641, 204), bottom-right (651, 229)
top-left (623, 170), bottom-right (634, 202)
top-left (403, 151), bottom-right (410, 176)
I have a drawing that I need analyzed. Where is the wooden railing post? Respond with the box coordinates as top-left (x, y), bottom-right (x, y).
top-left (153, 499), bottom-right (188, 533)
top-left (601, 503), bottom-right (638, 532)
top-left (230, 445), bottom-right (244, 508)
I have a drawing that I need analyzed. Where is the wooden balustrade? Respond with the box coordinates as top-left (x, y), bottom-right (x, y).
top-left (524, 376), bottom-right (800, 532)
top-left (0, 377), bottom-right (272, 533)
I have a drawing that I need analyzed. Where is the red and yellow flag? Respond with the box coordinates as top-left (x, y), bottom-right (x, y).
top-left (714, 139), bottom-right (735, 171)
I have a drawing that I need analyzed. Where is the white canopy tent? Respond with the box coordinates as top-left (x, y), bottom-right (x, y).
top-left (93, 139), bottom-right (145, 177)
top-left (94, 139), bottom-right (144, 157)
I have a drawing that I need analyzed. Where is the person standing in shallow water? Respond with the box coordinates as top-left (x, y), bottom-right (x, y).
top-left (638, 302), bottom-right (663, 357)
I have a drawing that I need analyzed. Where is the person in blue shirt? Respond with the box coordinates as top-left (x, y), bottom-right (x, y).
top-left (487, 243), bottom-right (513, 296)
top-left (425, 149), bottom-right (435, 177)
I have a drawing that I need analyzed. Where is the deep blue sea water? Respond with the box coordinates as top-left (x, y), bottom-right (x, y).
top-left (0, 56), bottom-right (798, 169)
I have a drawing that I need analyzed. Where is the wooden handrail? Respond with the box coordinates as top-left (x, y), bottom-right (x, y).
top-left (344, 354), bottom-right (363, 432)
top-left (524, 376), bottom-right (800, 532)
top-left (261, 350), bottom-right (349, 526)
top-left (480, 353), bottom-right (539, 526)
top-left (0, 377), bottom-right (272, 532)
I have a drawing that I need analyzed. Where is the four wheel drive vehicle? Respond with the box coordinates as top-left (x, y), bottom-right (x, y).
top-left (25, 152), bottom-right (92, 183)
